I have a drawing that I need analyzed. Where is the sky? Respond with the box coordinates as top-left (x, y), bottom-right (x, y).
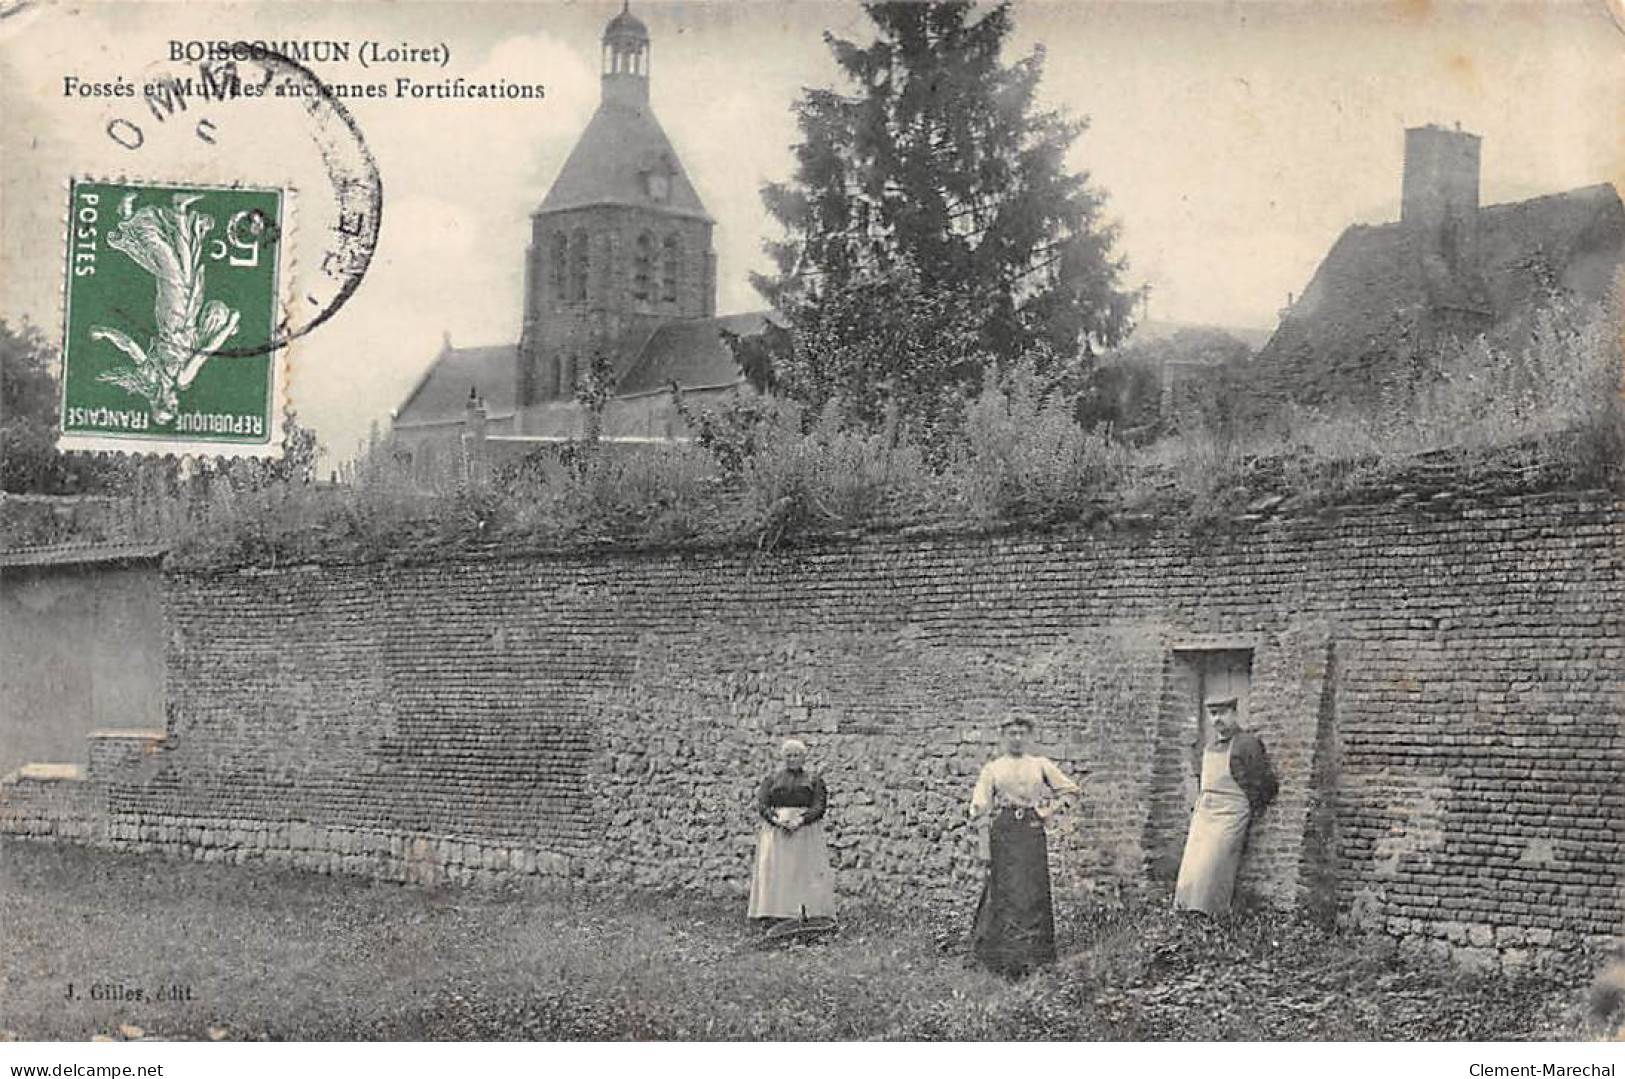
top-left (3, 0), bottom-right (1623, 465)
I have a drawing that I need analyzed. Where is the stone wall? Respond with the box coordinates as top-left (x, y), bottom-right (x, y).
top-left (3, 485), bottom-right (1621, 974)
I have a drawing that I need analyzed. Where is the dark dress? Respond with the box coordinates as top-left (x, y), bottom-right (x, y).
top-left (972, 806), bottom-right (1057, 976)
top-left (967, 754), bottom-right (1080, 976)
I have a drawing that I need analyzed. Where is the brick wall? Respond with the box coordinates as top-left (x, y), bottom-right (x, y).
top-left (3, 485), bottom-right (1621, 973)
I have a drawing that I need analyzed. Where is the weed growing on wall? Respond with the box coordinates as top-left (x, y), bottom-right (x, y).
top-left (950, 357), bottom-right (1130, 527)
top-left (1134, 292), bottom-right (1625, 521)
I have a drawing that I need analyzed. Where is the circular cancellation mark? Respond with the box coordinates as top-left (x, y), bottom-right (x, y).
top-left (112, 42), bottom-right (384, 361)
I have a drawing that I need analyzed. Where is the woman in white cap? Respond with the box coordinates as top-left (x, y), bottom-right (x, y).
top-left (1174, 694), bottom-right (1279, 914)
top-left (968, 715), bottom-right (1084, 976)
top-left (747, 738), bottom-right (836, 927)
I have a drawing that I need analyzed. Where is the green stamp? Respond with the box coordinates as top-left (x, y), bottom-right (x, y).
top-left (59, 179), bottom-right (287, 457)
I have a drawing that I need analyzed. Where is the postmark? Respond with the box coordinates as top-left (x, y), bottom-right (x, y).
top-left (52, 42), bottom-right (385, 459)
top-left (101, 46), bottom-right (384, 360)
top-left (58, 178), bottom-right (289, 457)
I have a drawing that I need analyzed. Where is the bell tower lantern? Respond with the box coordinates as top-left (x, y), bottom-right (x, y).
top-left (602, 2), bottom-right (649, 107)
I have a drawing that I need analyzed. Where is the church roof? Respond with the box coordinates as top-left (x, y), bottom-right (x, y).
top-left (392, 314), bottom-right (775, 425)
top-left (393, 342), bottom-right (518, 428)
top-left (616, 311), bottom-right (776, 395)
top-left (536, 99), bottom-right (711, 222)
top-left (1251, 182), bottom-right (1624, 408)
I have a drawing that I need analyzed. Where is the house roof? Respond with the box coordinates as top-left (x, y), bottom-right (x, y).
top-left (536, 99), bottom-right (711, 222)
top-left (1473, 183), bottom-right (1625, 318)
top-left (0, 541), bottom-right (168, 569)
top-left (1252, 182), bottom-right (1625, 407)
top-left (615, 311), bottom-right (774, 395)
top-left (393, 343), bottom-right (518, 428)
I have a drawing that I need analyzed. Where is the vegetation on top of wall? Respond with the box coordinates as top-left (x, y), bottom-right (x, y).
top-left (145, 292), bottom-right (1622, 572)
top-left (4, 294), bottom-right (1619, 572)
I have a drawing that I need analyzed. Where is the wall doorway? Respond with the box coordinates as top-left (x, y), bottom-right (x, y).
top-left (1144, 646), bottom-right (1254, 882)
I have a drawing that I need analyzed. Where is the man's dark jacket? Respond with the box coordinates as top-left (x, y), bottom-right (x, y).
top-left (1228, 730), bottom-right (1279, 812)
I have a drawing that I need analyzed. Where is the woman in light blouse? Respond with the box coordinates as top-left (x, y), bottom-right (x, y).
top-left (968, 715), bottom-right (1084, 976)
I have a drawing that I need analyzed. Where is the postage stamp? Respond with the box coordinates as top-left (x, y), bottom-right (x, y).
top-left (57, 178), bottom-right (289, 458)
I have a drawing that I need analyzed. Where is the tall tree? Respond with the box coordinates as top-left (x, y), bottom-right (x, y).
top-left (749, 0), bottom-right (1139, 428)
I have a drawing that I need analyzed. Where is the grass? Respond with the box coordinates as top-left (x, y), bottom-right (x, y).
top-left (0, 840), bottom-right (1612, 1042)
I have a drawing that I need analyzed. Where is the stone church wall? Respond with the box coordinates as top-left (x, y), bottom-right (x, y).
top-left (3, 484), bottom-right (1621, 974)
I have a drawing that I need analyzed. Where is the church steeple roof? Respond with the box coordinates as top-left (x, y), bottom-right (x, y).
top-left (535, 4), bottom-right (711, 222)
top-left (604, 2), bottom-right (648, 43)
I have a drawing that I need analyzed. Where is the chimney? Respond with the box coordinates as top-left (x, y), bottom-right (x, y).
top-left (1401, 123), bottom-right (1481, 229)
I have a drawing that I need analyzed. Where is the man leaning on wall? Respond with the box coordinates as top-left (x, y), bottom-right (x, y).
top-left (1172, 695), bottom-right (1279, 915)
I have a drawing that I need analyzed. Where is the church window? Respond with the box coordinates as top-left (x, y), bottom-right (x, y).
top-left (661, 235), bottom-right (680, 303)
top-left (632, 233), bottom-right (653, 302)
top-left (549, 232), bottom-right (567, 299)
top-left (569, 230), bottom-right (589, 302)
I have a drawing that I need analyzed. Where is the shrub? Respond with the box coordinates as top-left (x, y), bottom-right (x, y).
top-left (521, 442), bottom-right (723, 547)
top-left (1142, 293), bottom-right (1625, 520)
top-left (951, 356), bottom-right (1128, 527)
top-left (732, 400), bottom-right (936, 544)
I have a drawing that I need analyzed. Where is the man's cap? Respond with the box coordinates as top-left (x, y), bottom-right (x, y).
top-left (1000, 716), bottom-right (1035, 731)
top-left (1205, 694), bottom-right (1240, 710)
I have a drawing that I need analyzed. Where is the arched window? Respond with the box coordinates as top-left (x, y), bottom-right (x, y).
top-left (569, 230), bottom-right (588, 302)
top-left (632, 233), bottom-right (653, 302)
top-left (549, 232), bottom-right (567, 299)
top-left (661, 235), bottom-right (680, 304)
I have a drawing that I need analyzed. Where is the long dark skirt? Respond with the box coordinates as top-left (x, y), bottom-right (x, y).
top-left (971, 807), bottom-right (1056, 976)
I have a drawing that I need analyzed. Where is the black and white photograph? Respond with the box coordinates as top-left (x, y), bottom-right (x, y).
top-left (1, 0), bottom-right (1623, 1068)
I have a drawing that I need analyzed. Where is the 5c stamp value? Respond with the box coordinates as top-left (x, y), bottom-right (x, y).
top-left (59, 178), bottom-right (287, 458)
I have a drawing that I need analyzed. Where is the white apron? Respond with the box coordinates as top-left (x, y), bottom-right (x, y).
top-left (747, 819), bottom-right (835, 920)
top-left (1173, 740), bottom-right (1252, 914)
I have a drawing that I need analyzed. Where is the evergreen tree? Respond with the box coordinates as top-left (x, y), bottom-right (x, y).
top-left (749, 0), bottom-right (1138, 429)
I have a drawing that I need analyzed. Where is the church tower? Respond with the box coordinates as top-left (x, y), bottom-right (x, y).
top-left (517, 3), bottom-right (718, 424)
